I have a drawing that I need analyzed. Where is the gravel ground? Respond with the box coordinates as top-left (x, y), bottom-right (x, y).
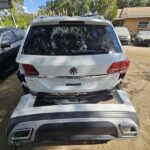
top-left (0, 45), bottom-right (150, 150)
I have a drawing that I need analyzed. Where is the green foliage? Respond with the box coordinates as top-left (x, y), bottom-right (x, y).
top-left (1, 0), bottom-right (33, 29)
top-left (94, 0), bottom-right (118, 20)
top-left (38, 0), bottom-right (118, 20)
top-left (2, 13), bottom-right (33, 29)
top-left (14, 0), bottom-right (24, 5)
top-left (117, 0), bottom-right (150, 8)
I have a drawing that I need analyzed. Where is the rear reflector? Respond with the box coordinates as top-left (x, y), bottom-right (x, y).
top-left (22, 64), bottom-right (39, 76)
top-left (107, 60), bottom-right (130, 74)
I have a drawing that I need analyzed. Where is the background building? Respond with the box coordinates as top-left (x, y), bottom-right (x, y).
top-left (113, 7), bottom-right (150, 33)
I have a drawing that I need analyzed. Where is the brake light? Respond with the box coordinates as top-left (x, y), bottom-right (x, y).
top-left (107, 60), bottom-right (130, 74)
top-left (22, 64), bottom-right (39, 75)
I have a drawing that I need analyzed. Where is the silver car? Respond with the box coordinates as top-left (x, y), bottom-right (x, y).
top-left (115, 27), bottom-right (131, 45)
top-left (133, 31), bottom-right (150, 46)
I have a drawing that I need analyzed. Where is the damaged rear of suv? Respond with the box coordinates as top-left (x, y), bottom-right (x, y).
top-left (7, 16), bottom-right (139, 149)
top-left (17, 16), bottom-right (129, 94)
top-left (7, 90), bottom-right (139, 147)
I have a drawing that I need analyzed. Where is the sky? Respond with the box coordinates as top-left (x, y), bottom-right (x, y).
top-left (24, 0), bottom-right (49, 13)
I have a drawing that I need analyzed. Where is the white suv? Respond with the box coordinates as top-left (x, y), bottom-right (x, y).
top-left (17, 16), bottom-right (129, 94)
top-left (8, 17), bottom-right (139, 148)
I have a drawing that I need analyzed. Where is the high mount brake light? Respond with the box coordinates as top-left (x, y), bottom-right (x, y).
top-left (107, 60), bottom-right (130, 74)
top-left (22, 64), bottom-right (39, 76)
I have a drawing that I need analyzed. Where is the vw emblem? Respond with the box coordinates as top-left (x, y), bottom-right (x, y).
top-left (70, 67), bottom-right (78, 75)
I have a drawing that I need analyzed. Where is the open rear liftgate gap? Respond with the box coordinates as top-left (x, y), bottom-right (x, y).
top-left (7, 90), bottom-right (139, 149)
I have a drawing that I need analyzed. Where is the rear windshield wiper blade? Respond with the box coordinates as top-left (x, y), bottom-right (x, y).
top-left (71, 50), bottom-right (107, 55)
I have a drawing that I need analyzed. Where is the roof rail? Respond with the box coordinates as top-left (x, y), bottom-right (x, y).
top-left (36, 15), bottom-right (65, 20)
top-left (36, 16), bottom-right (48, 20)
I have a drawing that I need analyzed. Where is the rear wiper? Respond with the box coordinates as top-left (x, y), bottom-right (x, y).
top-left (71, 50), bottom-right (107, 55)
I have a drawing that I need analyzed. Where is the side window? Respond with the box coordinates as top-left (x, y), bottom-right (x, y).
top-left (1, 31), bottom-right (17, 44)
top-left (13, 30), bottom-right (24, 41)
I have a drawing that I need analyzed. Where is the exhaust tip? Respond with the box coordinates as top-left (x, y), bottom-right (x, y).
top-left (11, 128), bottom-right (33, 142)
top-left (119, 124), bottom-right (138, 137)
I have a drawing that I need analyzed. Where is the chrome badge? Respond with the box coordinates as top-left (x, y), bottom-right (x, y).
top-left (69, 67), bottom-right (78, 75)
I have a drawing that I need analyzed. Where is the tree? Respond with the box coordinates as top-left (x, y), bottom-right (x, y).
top-left (117, 0), bottom-right (150, 8)
top-left (38, 5), bottom-right (46, 15)
top-left (38, 0), bottom-right (118, 20)
top-left (1, 0), bottom-right (33, 29)
top-left (95, 0), bottom-right (118, 20)
top-left (14, 0), bottom-right (24, 5)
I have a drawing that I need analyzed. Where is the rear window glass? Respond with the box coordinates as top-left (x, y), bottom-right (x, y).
top-left (22, 25), bottom-right (122, 55)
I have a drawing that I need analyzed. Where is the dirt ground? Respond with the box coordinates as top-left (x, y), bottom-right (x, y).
top-left (0, 45), bottom-right (150, 150)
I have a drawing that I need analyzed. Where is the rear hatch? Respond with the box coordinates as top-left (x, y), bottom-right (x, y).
top-left (17, 21), bottom-right (128, 93)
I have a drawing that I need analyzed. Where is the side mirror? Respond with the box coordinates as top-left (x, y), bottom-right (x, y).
top-left (1, 41), bottom-right (11, 49)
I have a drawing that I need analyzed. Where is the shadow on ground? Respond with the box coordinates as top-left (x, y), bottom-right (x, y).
top-left (0, 73), bottom-right (22, 150)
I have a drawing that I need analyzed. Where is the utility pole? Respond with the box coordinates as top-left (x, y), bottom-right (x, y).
top-left (10, 0), bottom-right (17, 28)
top-left (126, 0), bottom-right (131, 16)
top-left (0, 17), bottom-right (4, 27)
top-left (10, 8), bottom-right (17, 28)
top-left (127, 0), bottom-right (131, 6)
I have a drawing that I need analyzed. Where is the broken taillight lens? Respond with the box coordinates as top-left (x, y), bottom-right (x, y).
top-left (22, 64), bottom-right (39, 76)
top-left (107, 59), bottom-right (130, 74)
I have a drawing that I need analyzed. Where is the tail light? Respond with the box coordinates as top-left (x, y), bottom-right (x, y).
top-left (107, 59), bottom-right (130, 74)
top-left (22, 64), bottom-right (39, 76)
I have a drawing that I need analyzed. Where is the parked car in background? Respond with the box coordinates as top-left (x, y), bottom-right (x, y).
top-left (0, 27), bottom-right (24, 79)
top-left (115, 27), bottom-right (131, 45)
top-left (17, 16), bottom-right (129, 94)
top-left (133, 30), bottom-right (150, 46)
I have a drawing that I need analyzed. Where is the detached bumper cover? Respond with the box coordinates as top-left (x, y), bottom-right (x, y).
top-left (7, 90), bottom-right (139, 145)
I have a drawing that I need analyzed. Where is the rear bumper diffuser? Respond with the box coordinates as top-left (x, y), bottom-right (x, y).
top-left (7, 90), bottom-right (139, 146)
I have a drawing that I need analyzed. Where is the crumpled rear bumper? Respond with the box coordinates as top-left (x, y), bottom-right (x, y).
top-left (7, 90), bottom-right (139, 146)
